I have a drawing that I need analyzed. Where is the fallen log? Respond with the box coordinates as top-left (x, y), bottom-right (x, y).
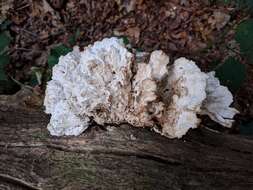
top-left (0, 90), bottom-right (252, 190)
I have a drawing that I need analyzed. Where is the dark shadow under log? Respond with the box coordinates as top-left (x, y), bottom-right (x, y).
top-left (0, 90), bottom-right (252, 190)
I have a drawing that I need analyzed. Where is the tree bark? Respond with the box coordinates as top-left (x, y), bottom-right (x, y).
top-left (0, 90), bottom-right (252, 190)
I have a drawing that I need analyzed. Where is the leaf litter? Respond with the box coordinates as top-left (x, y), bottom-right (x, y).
top-left (1, 0), bottom-right (253, 135)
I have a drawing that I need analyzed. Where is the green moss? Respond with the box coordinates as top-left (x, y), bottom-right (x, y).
top-left (31, 131), bottom-right (49, 140)
top-left (49, 152), bottom-right (97, 187)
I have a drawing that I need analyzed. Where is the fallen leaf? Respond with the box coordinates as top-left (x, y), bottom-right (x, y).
top-left (115, 0), bottom-right (137, 12)
top-left (0, 0), bottom-right (14, 22)
top-left (210, 11), bottom-right (230, 30)
top-left (125, 26), bottom-right (140, 43)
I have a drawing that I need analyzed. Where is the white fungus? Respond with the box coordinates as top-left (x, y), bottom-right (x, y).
top-left (201, 72), bottom-right (239, 128)
top-left (157, 58), bottom-right (208, 138)
top-left (44, 37), bottom-right (238, 138)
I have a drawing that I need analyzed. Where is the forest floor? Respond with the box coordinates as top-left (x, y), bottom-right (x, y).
top-left (0, 0), bottom-right (253, 136)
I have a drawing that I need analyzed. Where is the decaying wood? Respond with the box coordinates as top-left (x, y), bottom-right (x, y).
top-left (0, 90), bottom-right (253, 190)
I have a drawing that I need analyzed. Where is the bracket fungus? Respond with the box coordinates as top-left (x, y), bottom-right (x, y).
top-left (44, 37), bottom-right (238, 138)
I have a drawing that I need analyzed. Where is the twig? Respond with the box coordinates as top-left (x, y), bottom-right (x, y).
top-left (226, 45), bottom-right (242, 57)
top-left (204, 126), bottom-right (221, 134)
top-left (39, 30), bottom-right (65, 40)
top-left (9, 76), bottom-right (33, 90)
top-left (14, 47), bottom-right (42, 52)
top-left (16, 4), bottom-right (30, 11)
top-left (21, 29), bottom-right (38, 37)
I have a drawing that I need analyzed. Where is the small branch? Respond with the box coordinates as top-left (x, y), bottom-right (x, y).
top-left (14, 47), bottom-right (42, 52)
top-left (9, 76), bottom-right (33, 90)
top-left (21, 29), bottom-right (38, 38)
top-left (226, 45), bottom-right (242, 57)
top-left (16, 4), bottom-right (30, 10)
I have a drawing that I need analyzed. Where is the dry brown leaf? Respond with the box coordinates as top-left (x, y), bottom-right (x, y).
top-left (0, 0), bottom-right (13, 22)
top-left (212, 11), bottom-right (230, 30)
top-left (125, 26), bottom-right (140, 42)
top-left (115, 0), bottom-right (136, 12)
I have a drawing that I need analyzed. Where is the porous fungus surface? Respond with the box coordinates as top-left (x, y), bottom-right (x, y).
top-left (44, 37), bottom-right (238, 138)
